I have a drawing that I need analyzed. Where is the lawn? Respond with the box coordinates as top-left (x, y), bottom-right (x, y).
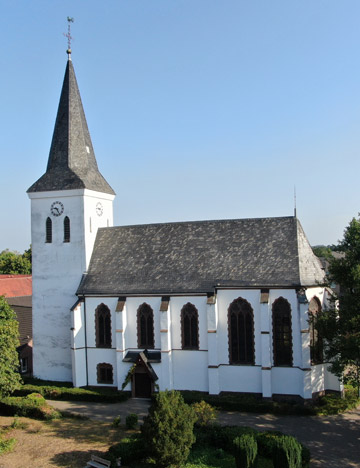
top-left (0, 415), bottom-right (125, 468)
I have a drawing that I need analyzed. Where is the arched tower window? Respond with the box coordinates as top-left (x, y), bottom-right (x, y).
top-left (46, 217), bottom-right (52, 243)
top-left (64, 216), bottom-right (70, 242)
top-left (228, 297), bottom-right (255, 365)
top-left (309, 297), bottom-right (323, 364)
top-left (181, 303), bottom-right (199, 350)
top-left (95, 304), bottom-right (112, 348)
top-left (137, 303), bottom-right (154, 349)
top-left (272, 297), bottom-right (293, 366)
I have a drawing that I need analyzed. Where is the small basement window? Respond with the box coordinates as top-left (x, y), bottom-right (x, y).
top-left (97, 363), bottom-right (113, 384)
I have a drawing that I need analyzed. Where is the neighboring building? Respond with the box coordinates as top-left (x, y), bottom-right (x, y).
top-left (0, 275), bottom-right (33, 376)
top-left (27, 50), bottom-right (342, 399)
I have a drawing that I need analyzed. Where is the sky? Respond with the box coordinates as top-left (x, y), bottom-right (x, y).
top-left (1, 0), bottom-right (359, 253)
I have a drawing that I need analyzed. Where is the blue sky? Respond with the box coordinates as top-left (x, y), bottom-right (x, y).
top-left (1, 0), bottom-right (359, 252)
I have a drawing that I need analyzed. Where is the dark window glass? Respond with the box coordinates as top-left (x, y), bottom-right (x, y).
top-left (181, 303), bottom-right (199, 349)
top-left (309, 297), bottom-right (323, 364)
top-left (46, 217), bottom-right (52, 243)
top-left (95, 304), bottom-right (112, 348)
top-left (272, 297), bottom-right (293, 366)
top-left (97, 363), bottom-right (113, 384)
top-left (228, 298), bottom-right (255, 364)
top-left (64, 216), bottom-right (70, 242)
top-left (137, 303), bottom-right (154, 349)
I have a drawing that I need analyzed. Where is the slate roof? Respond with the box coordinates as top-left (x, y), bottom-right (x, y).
top-left (77, 216), bottom-right (324, 296)
top-left (28, 57), bottom-right (114, 195)
top-left (0, 275), bottom-right (32, 297)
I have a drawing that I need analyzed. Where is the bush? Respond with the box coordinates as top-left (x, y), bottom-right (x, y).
top-left (14, 381), bottom-right (130, 403)
top-left (233, 434), bottom-right (258, 468)
top-left (112, 415), bottom-right (121, 427)
top-left (0, 395), bottom-right (61, 420)
top-left (273, 435), bottom-right (302, 468)
top-left (192, 400), bottom-right (217, 426)
top-left (107, 434), bottom-right (145, 466)
top-left (141, 390), bottom-right (196, 468)
top-left (125, 413), bottom-right (138, 429)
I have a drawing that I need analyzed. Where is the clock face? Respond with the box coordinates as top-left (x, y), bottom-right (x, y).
top-left (50, 201), bottom-right (64, 217)
top-left (96, 202), bottom-right (103, 216)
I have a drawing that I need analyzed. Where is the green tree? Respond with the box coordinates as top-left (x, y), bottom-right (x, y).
top-left (312, 245), bottom-right (334, 261)
top-left (141, 390), bottom-right (196, 468)
top-left (0, 296), bottom-right (22, 397)
top-left (317, 216), bottom-right (360, 395)
top-left (0, 247), bottom-right (32, 274)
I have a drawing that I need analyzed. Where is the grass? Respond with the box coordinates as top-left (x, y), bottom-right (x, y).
top-left (0, 414), bottom-right (128, 467)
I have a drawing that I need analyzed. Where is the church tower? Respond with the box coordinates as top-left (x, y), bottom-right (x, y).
top-left (27, 50), bottom-right (115, 381)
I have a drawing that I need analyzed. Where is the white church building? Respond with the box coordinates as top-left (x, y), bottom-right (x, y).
top-left (27, 51), bottom-right (342, 400)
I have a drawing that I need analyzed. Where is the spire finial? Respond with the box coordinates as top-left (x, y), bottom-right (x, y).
top-left (64, 17), bottom-right (74, 57)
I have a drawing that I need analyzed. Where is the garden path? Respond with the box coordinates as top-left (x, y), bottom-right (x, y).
top-left (48, 399), bottom-right (360, 468)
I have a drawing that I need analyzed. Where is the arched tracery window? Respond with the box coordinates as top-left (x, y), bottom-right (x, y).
top-left (46, 217), bottom-right (52, 243)
top-left (228, 297), bottom-right (255, 365)
top-left (95, 304), bottom-right (112, 348)
top-left (64, 216), bottom-right (70, 242)
top-left (272, 297), bottom-right (293, 366)
top-left (137, 303), bottom-right (154, 349)
top-left (309, 297), bottom-right (323, 364)
top-left (181, 303), bottom-right (199, 350)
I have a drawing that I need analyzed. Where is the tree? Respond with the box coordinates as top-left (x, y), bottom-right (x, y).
top-left (0, 247), bottom-right (32, 274)
top-left (0, 296), bottom-right (22, 397)
top-left (141, 390), bottom-right (196, 468)
top-left (317, 215), bottom-right (360, 395)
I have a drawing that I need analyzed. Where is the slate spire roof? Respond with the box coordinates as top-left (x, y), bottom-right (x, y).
top-left (28, 54), bottom-right (114, 194)
top-left (77, 216), bottom-right (324, 296)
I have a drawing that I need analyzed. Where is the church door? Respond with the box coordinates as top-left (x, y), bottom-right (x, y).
top-left (134, 372), bottom-right (152, 398)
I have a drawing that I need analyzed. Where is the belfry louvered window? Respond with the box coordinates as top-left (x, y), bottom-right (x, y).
top-left (137, 303), bottom-right (154, 349)
top-left (181, 303), bottom-right (199, 349)
top-left (309, 297), bottom-right (323, 365)
top-left (64, 216), bottom-right (70, 242)
top-left (228, 297), bottom-right (255, 364)
top-left (46, 217), bottom-right (52, 243)
top-left (272, 297), bottom-right (293, 366)
top-left (95, 304), bottom-right (112, 348)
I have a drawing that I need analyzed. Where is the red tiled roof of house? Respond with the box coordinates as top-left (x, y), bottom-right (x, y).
top-left (0, 275), bottom-right (32, 298)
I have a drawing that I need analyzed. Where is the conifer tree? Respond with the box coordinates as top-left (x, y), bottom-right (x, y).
top-left (141, 390), bottom-right (196, 468)
top-left (0, 296), bottom-right (22, 397)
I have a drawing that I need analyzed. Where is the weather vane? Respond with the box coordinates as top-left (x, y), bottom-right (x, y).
top-left (64, 17), bottom-right (74, 55)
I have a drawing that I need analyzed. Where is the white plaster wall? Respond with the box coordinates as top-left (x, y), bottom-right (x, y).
top-left (29, 189), bottom-right (114, 382)
top-left (324, 366), bottom-right (343, 392)
top-left (219, 365), bottom-right (262, 393)
top-left (124, 297), bottom-right (162, 350)
top-left (172, 351), bottom-right (209, 391)
top-left (271, 368), bottom-right (304, 395)
top-left (311, 365), bottom-right (325, 394)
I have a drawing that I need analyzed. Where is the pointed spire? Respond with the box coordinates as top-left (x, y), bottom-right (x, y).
top-left (28, 57), bottom-right (114, 195)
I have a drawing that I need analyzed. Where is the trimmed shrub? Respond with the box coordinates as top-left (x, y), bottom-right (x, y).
top-left (233, 434), bottom-right (257, 468)
top-left (0, 395), bottom-right (61, 420)
top-left (14, 383), bottom-right (130, 403)
top-left (107, 434), bottom-right (145, 466)
top-left (125, 413), bottom-right (138, 429)
top-left (112, 415), bottom-right (121, 427)
top-left (192, 400), bottom-right (217, 426)
top-left (141, 390), bottom-right (196, 468)
top-left (273, 435), bottom-right (302, 468)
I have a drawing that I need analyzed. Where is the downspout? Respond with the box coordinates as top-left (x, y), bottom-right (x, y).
top-left (83, 297), bottom-right (89, 387)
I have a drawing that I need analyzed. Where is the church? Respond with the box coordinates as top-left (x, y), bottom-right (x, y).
top-left (27, 50), bottom-right (342, 400)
